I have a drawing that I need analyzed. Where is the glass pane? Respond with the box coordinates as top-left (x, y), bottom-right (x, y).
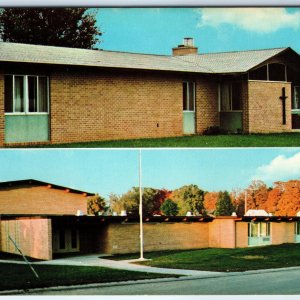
top-left (297, 222), bottom-right (300, 235)
top-left (293, 87), bottom-right (300, 109)
top-left (250, 223), bottom-right (258, 237)
top-left (28, 76), bottom-right (38, 112)
top-left (4, 75), bottom-right (13, 113)
top-left (71, 230), bottom-right (77, 249)
top-left (269, 63), bottom-right (286, 81)
top-left (249, 65), bottom-right (268, 80)
top-left (38, 77), bottom-right (48, 112)
top-left (59, 230), bottom-right (66, 249)
top-left (188, 82), bottom-right (195, 111)
top-left (183, 82), bottom-right (188, 111)
top-left (14, 76), bottom-right (24, 112)
top-left (232, 82), bottom-right (242, 110)
top-left (220, 83), bottom-right (231, 111)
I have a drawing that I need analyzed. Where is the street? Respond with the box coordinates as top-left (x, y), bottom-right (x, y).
top-left (24, 268), bottom-right (300, 295)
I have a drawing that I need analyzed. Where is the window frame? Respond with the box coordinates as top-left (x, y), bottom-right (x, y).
top-left (248, 63), bottom-right (288, 82)
top-left (183, 81), bottom-right (196, 112)
top-left (248, 222), bottom-right (271, 238)
top-left (219, 82), bottom-right (243, 112)
top-left (292, 86), bottom-right (300, 113)
top-left (4, 74), bottom-right (49, 115)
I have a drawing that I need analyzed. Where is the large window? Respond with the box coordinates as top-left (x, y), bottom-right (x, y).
top-left (5, 75), bottom-right (49, 114)
top-left (220, 82), bottom-right (242, 111)
top-left (248, 222), bottom-right (271, 246)
top-left (183, 82), bottom-right (195, 112)
top-left (249, 63), bottom-right (287, 82)
top-left (293, 86), bottom-right (300, 110)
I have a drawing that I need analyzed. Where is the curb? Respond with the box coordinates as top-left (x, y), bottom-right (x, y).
top-left (1, 266), bottom-right (300, 295)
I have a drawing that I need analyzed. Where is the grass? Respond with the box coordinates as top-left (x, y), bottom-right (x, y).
top-left (0, 263), bottom-right (175, 291)
top-left (26, 133), bottom-right (300, 148)
top-left (106, 243), bottom-right (300, 272)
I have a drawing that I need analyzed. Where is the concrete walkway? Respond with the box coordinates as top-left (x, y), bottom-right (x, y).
top-left (32, 254), bottom-right (222, 276)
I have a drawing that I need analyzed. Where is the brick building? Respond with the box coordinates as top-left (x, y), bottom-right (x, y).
top-left (1, 38), bottom-right (300, 146)
top-left (1, 179), bottom-right (300, 260)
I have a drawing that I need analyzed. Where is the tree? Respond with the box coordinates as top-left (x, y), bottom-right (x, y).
top-left (87, 194), bottom-right (106, 215)
top-left (215, 191), bottom-right (234, 216)
top-left (160, 199), bottom-right (179, 216)
top-left (152, 189), bottom-right (173, 215)
top-left (244, 180), bottom-right (269, 210)
top-left (0, 8), bottom-right (101, 49)
top-left (172, 184), bottom-right (205, 215)
top-left (109, 187), bottom-right (159, 216)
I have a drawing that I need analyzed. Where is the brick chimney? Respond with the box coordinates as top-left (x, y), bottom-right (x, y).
top-left (172, 38), bottom-right (198, 56)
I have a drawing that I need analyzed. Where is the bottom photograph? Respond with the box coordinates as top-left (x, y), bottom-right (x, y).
top-left (0, 148), bottom-right (300, 296)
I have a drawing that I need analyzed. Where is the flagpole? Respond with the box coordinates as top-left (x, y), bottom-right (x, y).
top-left (139, 149), bottom-right (144, 260)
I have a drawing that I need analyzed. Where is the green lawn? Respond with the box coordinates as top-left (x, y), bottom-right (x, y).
top-left (28, 133), bottom-right (300, 148)
top-left (107, 243), bottom-right (300, 272)
top-left (0, 263), bottom-right (175, 291)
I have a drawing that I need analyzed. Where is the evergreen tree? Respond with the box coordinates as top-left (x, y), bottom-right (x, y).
top-left (215, 191), bottom-right (235, 216)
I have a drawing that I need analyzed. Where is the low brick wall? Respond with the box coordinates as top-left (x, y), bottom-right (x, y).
top-left (0, 218), bottom-right (52, 260)
top-left (100, 222), bottom-right (210, 254)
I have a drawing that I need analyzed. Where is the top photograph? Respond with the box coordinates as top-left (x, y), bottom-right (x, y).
top-left (1, 7), bottom-right (300, 148)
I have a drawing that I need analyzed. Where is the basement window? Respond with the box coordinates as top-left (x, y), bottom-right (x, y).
top-left (5, 75), bottom-right (49, 114)
top-left (220, 82), bottom-right (242, 111)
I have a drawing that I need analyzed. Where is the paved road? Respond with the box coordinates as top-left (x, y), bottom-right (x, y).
top-left (24, 268), bottom-right (300, 295)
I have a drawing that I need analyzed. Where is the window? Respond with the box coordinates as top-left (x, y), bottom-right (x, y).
top-left (183, 82), bottom-right (195, 112)
top-left (268, 63), bottom-right (286, 82)
top-left (295, 222), bottom-right (300, 235)
top-left (4, 75), bottom-right (49, 114)
top-left (220, 82), bottom-right (242, 111)
top-left (249, 63), bottom-right (287, 82)
top-left (293, 86), bottom-right (300, 110)
top-left (248, 222), bottom-right (270, 238)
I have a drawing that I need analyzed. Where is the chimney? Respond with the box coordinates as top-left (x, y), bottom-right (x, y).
top-left (172, 38), bottom-right (198, 56)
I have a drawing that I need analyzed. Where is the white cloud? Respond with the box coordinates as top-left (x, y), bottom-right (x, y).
top-left (252, 152), bottom-right (300, 182)
top-left (197, 8), bottom-right (300, 33)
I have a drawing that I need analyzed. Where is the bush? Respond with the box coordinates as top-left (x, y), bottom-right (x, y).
top-left (203, 126), bottom-right (227, 135)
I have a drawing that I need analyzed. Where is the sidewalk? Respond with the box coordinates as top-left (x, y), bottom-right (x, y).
top-left (33, 254), bottom-right (222, 276)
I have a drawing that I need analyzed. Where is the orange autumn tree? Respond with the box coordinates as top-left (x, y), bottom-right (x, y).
top-left (203, 192), bottom-right (219, 214)
top-left (245, 180), bottom-right (269, 210)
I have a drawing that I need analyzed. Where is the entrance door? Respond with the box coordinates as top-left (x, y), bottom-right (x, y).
top-left (53, 229), bottom-right (79, 253)
top-left (183, 82), bottom-right (196, 134)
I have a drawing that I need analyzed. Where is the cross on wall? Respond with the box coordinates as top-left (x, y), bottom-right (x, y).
top-left (279, 87), bottom-right (288, 125)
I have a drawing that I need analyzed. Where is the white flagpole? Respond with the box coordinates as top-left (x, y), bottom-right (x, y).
top-left (139, 149), bottom-right (144, 260)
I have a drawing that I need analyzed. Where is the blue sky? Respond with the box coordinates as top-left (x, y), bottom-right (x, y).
top-left (97, 8), bottom-right (300, 55)
top-left (1, 149), bottom-right (300, 199)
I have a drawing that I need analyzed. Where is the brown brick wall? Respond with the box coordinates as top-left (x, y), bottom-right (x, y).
top-left (50, 69), bottom-right (183, 144)
top-left (0, 218), bottom-right (52, 260)
top-left (196, 77), bottom-right (219, 133)
top-left (271, 222), bottom-right (295, 245)
top-left (248, 81), bottom-right (292, 133)
top-left (0, 184), bottom-right (88, 215)
top-left (100, 222), bottom-right (210, 254)
top-left (0, 71), bottom-right (4, 147)
top-left (209, 218), bottom-right (236, 248)
top-left (235, 222), bottom-right (248, 248)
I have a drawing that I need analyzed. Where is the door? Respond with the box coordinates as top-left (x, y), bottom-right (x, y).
top-left (183, 81), bottom-right (196, 134)
top-left (53, 229), bottom-right (79, 253)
